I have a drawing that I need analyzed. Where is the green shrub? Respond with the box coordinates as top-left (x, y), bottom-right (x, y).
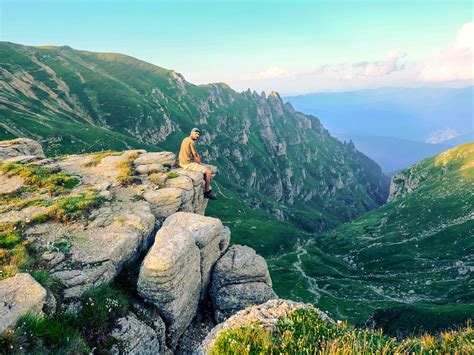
top-left (0, 284), bottom-right (132, 353)
top-left (0, 221), bottom-right (28, 280)
top-left (211, 325), bottom-right (275, 355)
top-left (0, 312), bottom-right (88, 354)
top-left (211, 308), bottom-right (474, 354)
top-left (166, 172), bottom-right (179, 179)
top-left (78, 285), bottom-right (130, 351)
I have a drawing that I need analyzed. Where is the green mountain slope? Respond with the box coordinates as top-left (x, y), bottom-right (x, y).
top-left (0, 41), bottom-right (389, 254)
top-left (269, 143), bottom-right (474, 334)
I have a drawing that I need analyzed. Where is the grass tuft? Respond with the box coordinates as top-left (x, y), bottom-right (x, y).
top-left (45, 193), bottom-right (104, 223)
top-left (116, 152), bottom-right (140, 185)
top-left (82, 150), bottom-right (122, 167)
top-left (166, 172), bottom-right (179, 179)
top-left (1, 162), bottom-right (80, 195)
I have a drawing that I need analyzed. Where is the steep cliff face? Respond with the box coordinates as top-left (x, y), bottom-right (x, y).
top-left (0, 42), bottom-right (389, 238)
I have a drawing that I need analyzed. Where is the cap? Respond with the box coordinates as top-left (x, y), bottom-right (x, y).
top-left (191, 127), bottom-right (201, 133)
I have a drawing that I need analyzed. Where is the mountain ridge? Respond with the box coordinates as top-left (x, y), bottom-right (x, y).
top-left (0, 41), bottom-right (389, 252)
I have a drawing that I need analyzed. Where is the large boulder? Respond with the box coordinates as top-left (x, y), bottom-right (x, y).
top-left (0, 273), bottom-right (47, 332)
top-left (137, 224), bottom-right (201, 348)
top-left (200, 299), bottom-right (335, 354)
top-left (209, 245), bottom-right (277, 322)
top-left (0, 138), bottom-right (45, 161)
top-left (163, 212), bottom-right (225, 299)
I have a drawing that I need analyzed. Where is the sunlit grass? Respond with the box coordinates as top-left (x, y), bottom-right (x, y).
top-left (211, 308), bottom-right (474, 354)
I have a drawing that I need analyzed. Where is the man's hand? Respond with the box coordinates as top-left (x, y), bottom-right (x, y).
top-left (194, 153), bottom-right (201, 164)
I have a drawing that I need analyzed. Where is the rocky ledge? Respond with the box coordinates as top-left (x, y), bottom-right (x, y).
top-left (0, 138), bottom-right (280, 353)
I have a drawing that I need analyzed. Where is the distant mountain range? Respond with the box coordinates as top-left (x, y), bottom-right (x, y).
top-left (269, 142), bottom-right (474, 335)
top-left (284, 87), bottom-right (473, 174)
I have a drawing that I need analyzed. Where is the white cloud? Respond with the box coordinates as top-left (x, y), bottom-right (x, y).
top-left (240, 66), bottom-right (292, 80)
top-left (313, 51), bottom-right (407, 79)
top-left (426, 129), bottom-right (459, 144)
top-left (419, 22), bottom-right (474, 82)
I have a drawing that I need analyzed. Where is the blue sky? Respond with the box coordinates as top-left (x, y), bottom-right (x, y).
top-left (1, 0), bottom-right (472, 94)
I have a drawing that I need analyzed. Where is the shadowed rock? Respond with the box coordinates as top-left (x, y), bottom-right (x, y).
top-left (110, 312), bottom-right (169, 354)
top-left (210, 245), bottom-right (277, 322)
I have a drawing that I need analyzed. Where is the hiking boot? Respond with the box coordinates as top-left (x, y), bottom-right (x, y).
top-left (204, 190), bottom-right (217, 200)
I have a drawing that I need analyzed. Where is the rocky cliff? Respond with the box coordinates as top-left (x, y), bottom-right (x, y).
top-left (0, 138), bottom-right (281, 353)
top-left (0, 42), bottom-right (389, 241)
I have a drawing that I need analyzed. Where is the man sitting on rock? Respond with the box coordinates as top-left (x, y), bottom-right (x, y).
top-left (179, 127), bottom-right (217, 200)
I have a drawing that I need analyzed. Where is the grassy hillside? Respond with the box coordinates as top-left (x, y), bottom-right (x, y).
top-left (0, 41), bottom-right (389, 255)
top-left (269, 143), bottom-right (474, 335)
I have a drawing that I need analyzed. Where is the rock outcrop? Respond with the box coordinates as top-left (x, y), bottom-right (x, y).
top-left (0, 138), bottom-right (45, 161)
top-left (209, 245), bottom-right (277, 322)
top-left (0, 140), bottom-right (216, 300)
top-left (137, 212), bottom-right (229, 348)
top-left (28, 200), bottom-right (156, 299)
top-left (0, 273), bottom-right (47, 332)
top-left (144, 188), bottom-right (183, 219)
top-left (388, 166), bottom-right (429, 202)
top-left (199, 299), bottom-right (335, 354)
top-left (0, 138), bottom-right (281, 353)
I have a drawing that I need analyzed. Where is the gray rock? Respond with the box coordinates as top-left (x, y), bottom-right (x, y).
top-left (0, 138), bottom-right (45, 161)
top-left (200, 299), bottom-right (335, 354)
top-left (166, 169), bottom-right (209, 214)
top-left (27, 201), bottom-right (155, 299)
top-left (43, 292), bottom-right (57, 315)
top-left (136, 163), bottom-right (166, 175)
top-left (0, 174), bottom-right (24, 195)
top-left (137, 224), bottom-right (201, 348)
top-left (163, 212), bottom-right (223, 299)
top-left (166, 175), bottom-right (194, 212)
top-left (210, 245), bottom-right (277, 322)
top-left (3, 155), bottom-right (41, 164)
top-left (219, 226), bottom-right (231, 254)
top-left (134, 152), bottom-right (176, 166)
top-left (110, 312), bottom-right (169, 354)
top-left (143, 188), bottom-right (182, 219)
top-left (0, 273), bottom-right (47, 332)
